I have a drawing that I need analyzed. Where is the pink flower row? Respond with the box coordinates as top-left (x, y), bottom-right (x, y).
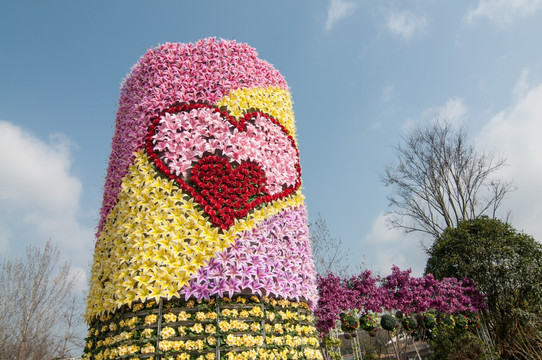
top-left (314, 266), bottom-right (487, 334)
top-left (179, 205), bottom-right (318, 307)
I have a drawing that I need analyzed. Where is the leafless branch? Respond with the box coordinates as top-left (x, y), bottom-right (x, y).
top-left (309, 213), bottom-right (351, 276)
top-left (383, 118), bottom-right (513, 239)
top-left (0, 240), bottom-right (85, 360)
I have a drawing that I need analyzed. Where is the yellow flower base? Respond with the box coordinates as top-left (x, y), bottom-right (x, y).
top-left (83, 295), bottom-right (322, 360)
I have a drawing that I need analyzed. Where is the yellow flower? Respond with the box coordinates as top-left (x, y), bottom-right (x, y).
top-left (185, 339), bottom-right (204, 351)
top-left (207, 336), bottom-right (217, 346)
top-left (141, 343), bottom-right (155, 354)
top-left (127, 345), bottom-right (140, 354)
top-left (308, 337), bottom-right (319, 347)
top-left (142, 328), bottom-right (154, 339)
top-left (219, 321), bottom-right (230, 332)
top-left (225, 334), bottom-right (238, 347)
top-left (126, 316), bottom-right (139, 329)
top-left (177, 311), bottom-right (191, 321)
top-left (160, 326), bottom-right (176, 339)
top-left (159, 340), bottom-right (174, 351)
top-left (170, 340), bottom-right (183, 351)
top-left (164, 312), bottom-right (177, 323)
top-left (117, 345), bottom-right (128, 356)
top-left (205, 311), bottom-right (218, 320)
top-left (195, 311), bottom-right (206, 321)
top-left (144, 314), bottom-right (157, 325)
top-left (191, 323), bottom-right (204, 334)
top-left (249, 306), bottom-right (264, 318)
top-left (205, 324), bottom-right (216, 334)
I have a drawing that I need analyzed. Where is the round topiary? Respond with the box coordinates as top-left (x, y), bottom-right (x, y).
top-left (359, 313), bottom-right (378, 332)
top-left (380, 314), bottom-right (397, 331)
top-left (340, 312), bottom-right (359, 333)
top-left (401, 314), bottom-right (418, 332)
top-left (421, 313), bottom-right (436, 329)
top-left (438, 313), bottom-right (455, 329)
top-left (455, 314), bottom-right (468, 330)
top-left (466, 312), bottom-right (480, 328)
top-left (395, 310), bottom-right (403, 319)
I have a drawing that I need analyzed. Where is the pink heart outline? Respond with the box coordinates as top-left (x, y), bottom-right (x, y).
top-left (145, 102), bottom-right (301, 230)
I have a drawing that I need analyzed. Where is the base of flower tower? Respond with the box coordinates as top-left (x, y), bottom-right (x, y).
top-left (83, 294), bottom-right (323, 360)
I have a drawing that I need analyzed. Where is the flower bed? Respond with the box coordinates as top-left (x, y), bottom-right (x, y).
top-left (83, 295), bottom-right (321, 360)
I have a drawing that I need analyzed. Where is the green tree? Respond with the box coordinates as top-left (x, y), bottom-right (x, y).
top-left (425, 217), bottom-right (542, 359)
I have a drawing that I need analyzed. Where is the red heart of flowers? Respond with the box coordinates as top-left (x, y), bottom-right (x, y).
top-left (191, 155), bottom-right (267, 226)
top-left (145, 103), bottom-right (301, 230)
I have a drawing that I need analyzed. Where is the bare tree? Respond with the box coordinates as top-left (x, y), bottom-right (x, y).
top-left (382, 119), bottom-right (512, 239)
top-left (309, 213), bottom-right (351, 276)
top-left (506, 320), bottom-right (542, 360)
top-left (0, 240), bottom-right (84, 360)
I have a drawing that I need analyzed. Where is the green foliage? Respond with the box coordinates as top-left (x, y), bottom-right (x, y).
top-left (401, 314), bottom-right (417, 332)
top-left (428, 329), bottom-right (489, 360)
top-left (420, 312), bottom-right (437, 330)
top-left (455, 314), bottom-right (468, 330)
top-left (322, 335), bottom-right (342, 349)
top-left (340, 312), bottom-right (359, 333)
top-left (438, 313), bottom-right (455, 330)
top-left (380, 314), bottom-right (396, 331)
top-left (359, 313), bottom-right (378, 332)
top-left (425, 216), bottom-right (542, 359)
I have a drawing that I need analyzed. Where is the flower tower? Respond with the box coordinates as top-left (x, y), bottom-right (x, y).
top-left (83, 38), bottom-right (322, 360)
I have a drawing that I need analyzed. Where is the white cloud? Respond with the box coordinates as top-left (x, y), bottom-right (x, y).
top-left (364, 213), bottom-right (403, 244)
top-left (403, 98), bottom-right (468, 132)
top-left (0, 121), bottom-right (93, 266)
top-left (70, 266), bottom-right (89, 295)
top-left (513, 68), bottom-right (531, 100)
top-left (465, 0), bottom-right (542, 25)
top-left (386, 11), bottom-right (428, 40)
top-left (430, 98), bottom-right (468, 124)
top-left (476, 81), bottom-right (542, 242)
top-left (361, 213), bottom-right (427, 276)
top-left (381, 84), bottom-right (395, 104)
top-left (325, 0), bottom-right (358, 31)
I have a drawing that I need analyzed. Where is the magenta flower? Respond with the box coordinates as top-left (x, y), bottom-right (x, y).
top-left (314, 265), bottom-right (486, 335)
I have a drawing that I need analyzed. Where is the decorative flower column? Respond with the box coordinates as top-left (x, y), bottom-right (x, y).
top-left (83, 38), bottom-right (321, 360)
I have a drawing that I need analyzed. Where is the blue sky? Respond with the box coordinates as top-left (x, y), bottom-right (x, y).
top-left (2, 0), bottom-right (542, 294)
